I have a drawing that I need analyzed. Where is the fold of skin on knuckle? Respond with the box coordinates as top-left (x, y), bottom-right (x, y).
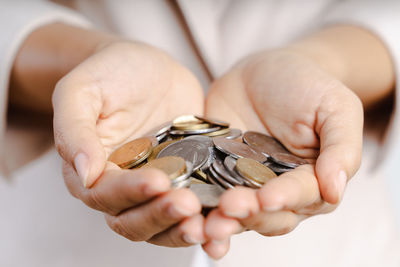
top-left (105, 214), bottom-right (146, 242)
top-left (245, 211), bottom-right (299, 237)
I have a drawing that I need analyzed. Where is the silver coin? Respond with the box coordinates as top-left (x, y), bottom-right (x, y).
top-left (264, 160), bottom-right (294, 173)
top-left (209, 164), bottom-right (235, 189)
top-left (169, 126), bottom-right (221, 135)
top-left (212, 160), bottom-right (243, 186)
top-left (144, 121), bottom-right (172, 137)
top-left (242, 131), bottom-right (287, 157)
top-left (213, 136), bottom-right (267, 163)
top-left (223, 128), bottom-right (242, 140)
top-left (184, 135), bottom-right (214, 147)
top-left (171, 161), bottom-right (194, 184)
top-left (172, 177), bottom-right (192, 188)
top-left (190, 184), bottom-right (225, 208)
top-left (206, 169), bottom-right (226, 189)
top-left (157, 139), bottom-right (209, 171)
top-left (223, 156), bottom-right (260, 188)
top-left (156, 132), bottom-right (168, 142)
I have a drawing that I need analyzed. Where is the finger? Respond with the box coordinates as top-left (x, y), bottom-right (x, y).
top-left (315, 88), bottom-right (363, 204)
top-left (53, 78), bottom-right (105, 188)
top-left (202, 239), bottom-right (231, 260)
top-left (105, 188), bottom-right (201, 242)
top-left (63, 161), bottom-right (171, 215)
top-left (241, 211), bottom-right (305, 236)
top-left (218, 187), bottom-right (259, 219)
top-left (147, 214), bottom-right (206, 247)
top-left (205, 209), bottom-right (244, 241)
top-left (257, 164), bottom-right (321, 212)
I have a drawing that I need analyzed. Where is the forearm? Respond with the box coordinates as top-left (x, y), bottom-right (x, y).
top-left (9, 23), bottom-right (117, 113)
top-left (287, 25), bottom-right (395, 108)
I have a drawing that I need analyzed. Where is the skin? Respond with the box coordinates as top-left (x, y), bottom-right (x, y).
top-left (9, 23), bottom-right (395, 259)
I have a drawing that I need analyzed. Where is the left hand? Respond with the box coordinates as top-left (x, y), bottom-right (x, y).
top-left (202, 48), bottom-right (363, 258)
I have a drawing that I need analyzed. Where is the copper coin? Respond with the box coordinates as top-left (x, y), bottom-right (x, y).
top-left (213, 136), bottom-right (267, 163)
top-left (142, 156), bottom-right (186, 180)
top-left (108, 137), bottom-right (153, 168)
top-left (243, 131), bottom-right (287, 157)
top-left (270, 152), bottom-right (308, 168)
top-left (195, 116), bottom-right (230, 128)
top-left (236, 158), bottom-right (277, 185)
top-left (148, 140), bottom-right (177, 161)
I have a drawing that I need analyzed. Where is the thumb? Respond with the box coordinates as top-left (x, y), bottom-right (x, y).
top-left (53, 78), bottom-right (106, 188)
top-left (315, 89), bottom-right (363, 204)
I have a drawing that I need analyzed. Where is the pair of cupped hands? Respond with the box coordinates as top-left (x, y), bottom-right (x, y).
top-left (53, 41), bottom-right (362, 259)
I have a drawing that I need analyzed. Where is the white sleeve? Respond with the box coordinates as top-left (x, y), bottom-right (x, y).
top-left (322, 0), bottom-right (400, 214)
top-left (0, 0), bottom-right (92, 178)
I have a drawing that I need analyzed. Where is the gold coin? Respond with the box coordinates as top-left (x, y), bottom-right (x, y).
top-left (190, 177), bottom-right (207, 185)
top-left (236, 158), bottom-right (277, 185)
top-left (173, 115), bottom-right (202, 127)
top-left (195, 116), bottom-right (230, 127)
top-left (173, 123), bottom-right (211, 131)
top-left (142, 156), bottom-right (186, 180)
top-left (148, 140), bottom-right (177, 161)
top-left (108, 137), bottom-right (153, 168)
top-left (192, 170), bottom-right (208, 181)
top-left (203, 127), bottom-right (230, 137)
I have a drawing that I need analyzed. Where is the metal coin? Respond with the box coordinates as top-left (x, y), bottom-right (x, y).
top-left (147, 136), bottom-right (159, 147)
top-left (194, 116), bottom-right (230, 128)
top-left (190, 184), bottom-right (225, 208)
top-left (148, 139), bottom-right (177, 161)
top-left (243, 131), bottom-right (288, 157)
top-left (223, 156), bottom-right (259, 188)
top-left (142, 156), bottom-right (186, 180)
top-left (219, 128), bottom-right (242, 140)
top-left (173, 114), bottom-right (202, 126)
top-left (236, 158), bottom-right (277, 185)
top-left (172, 177), bottom-right (192, 188)
top-left (264, 161), bottom-right (294, 174)
top-left (212, 160), bottom-right (243, 186)
top-left (184, 135), bottom-right (214, 147)
top-left (171, 161), bottom-right (194, 183)
top-left (108, 137), bottom-right (153, 169)
top-left (173, 123), bottom-right (211, 131)
top-left (206, 169), bottom-right (226, 189)
top-left (209, 164), bottom-right (235, 189)
top-left (192, 170), bottom-right (208, 182)
top-left (169, 126), bottom-right (221, 135)
top-left (157, 139), bottom-right (209, 171)
top-left (270, 152), bottom-right (308, 168)
top-left (213, 136), bottom-right (267, 163)
top-left (202, 127), bottom-right (230, 137)
top-left (144, 121), bottom-right (172, 137)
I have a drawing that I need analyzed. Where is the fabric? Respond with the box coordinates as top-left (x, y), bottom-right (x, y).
top-left (0, 0), bottom-right (399, 266)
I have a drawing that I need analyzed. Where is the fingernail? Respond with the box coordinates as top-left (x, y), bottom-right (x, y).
top-left (74, 153), bottom-right (89, 187)
top-left (183, 234), bottom-right (203, 244)
top-left (337, 170), bottom-right (347, 201)
top-left (224, 210), bottom-right (249, 219)
top-left (168, 204), bottom-right (192, 218)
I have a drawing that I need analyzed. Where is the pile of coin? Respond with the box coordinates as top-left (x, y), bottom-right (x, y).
top-left (108, 115), bottom-right (308, 208)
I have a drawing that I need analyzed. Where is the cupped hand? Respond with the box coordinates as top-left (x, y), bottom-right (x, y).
top-left (53, 41), bottom-right (206, 247)
top-left (203, 49), bottom-right (363, 258)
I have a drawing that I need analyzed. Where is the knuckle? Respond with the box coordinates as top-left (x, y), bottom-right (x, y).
top-left (83, 189), bottom-right (114, 214)
top-left (107, 216), bottom-right (145, 242)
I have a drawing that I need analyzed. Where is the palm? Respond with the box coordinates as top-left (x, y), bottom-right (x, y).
top-left (62, 42), bottom-right (204, 155)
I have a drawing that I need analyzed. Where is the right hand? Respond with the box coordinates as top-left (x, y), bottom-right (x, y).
top-left (53, 41), bottom-right (206, 247)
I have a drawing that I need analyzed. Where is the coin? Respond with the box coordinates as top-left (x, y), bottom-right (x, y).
top-left (142, 156), bottom-right (186, 180)
top-left (223, 156), bottom-right (259, 188)
top-left (202, 127), bottom-right (230, 137)
top-left (184, 135), bottom-right (214, 147)
top-left (236, 158), bottom-right (277, 185)
top-left (173, 123), bottom-right (211, 131)
top-left (242, 131), bottom-right (287, 157)
top-left (169, 126), bottom-right (221, 135)
top-left (219, 128), bottom-right (242, 140)
top-left (144, 121), bottom-right (172, 137)
top-left (190, 184), bottom-right (224, 208)
top-left (108, 137), bottom-right (153, 168)
top-left (270, 152), bottom-right (308, 168)
top-left (172, 177), bottom-right (192, 188)
top-left (212, 160), bottom-right (243, 186)
top-left (209, 165), bottom-right (235, 189)
top-left (194, 116), bottom-right (230, 128)
top-left (172, 161), bottom-right (194, 183)
top-left (157, 139), bottom-right (209, 171)
top-left (213, 136), bottom-right (267, 163)
top-left (264, 160), bottom-right (294, 174)
top-left (173, 115), bottom-right (202, 126)
top-left (148, 139), bottom-right (177, 161)
top-left (192, 170), bottom-right (208, 183)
